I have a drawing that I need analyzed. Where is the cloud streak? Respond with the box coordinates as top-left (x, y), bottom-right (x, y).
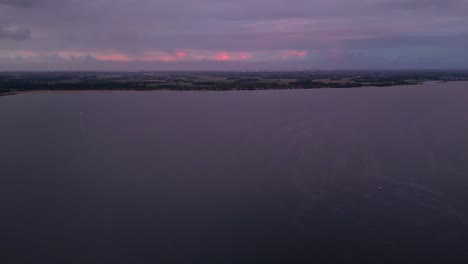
top-left (1, 49), bottom-right (309, 63)
top-left (0, 26), bottom-right (31, 41)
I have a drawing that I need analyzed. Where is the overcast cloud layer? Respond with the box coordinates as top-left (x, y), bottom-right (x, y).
top-left (1, 0), bottom-right (468, 70)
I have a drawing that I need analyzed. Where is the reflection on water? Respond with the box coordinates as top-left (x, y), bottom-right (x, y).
top-left (1, 82), bottom-right (468, 263)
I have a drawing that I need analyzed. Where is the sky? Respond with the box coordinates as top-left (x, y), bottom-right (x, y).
top-left (1, 0), bottom-right (468, 71)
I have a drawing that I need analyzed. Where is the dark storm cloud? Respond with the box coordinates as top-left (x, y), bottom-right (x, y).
top-left (0, 0), bottom-right (468, 70)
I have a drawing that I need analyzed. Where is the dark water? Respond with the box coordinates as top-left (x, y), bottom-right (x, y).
top-left (1, 82), bottom-right (468, 263)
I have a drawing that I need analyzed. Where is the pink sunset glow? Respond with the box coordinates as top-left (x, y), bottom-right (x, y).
top-left (91, 50), bottom-right (304, 62)
top-left (175, 51), bottom-right (186, 58)
top-left (1, 49), bottom-right (309, 64)
top-left (91, 51), bottom-right (132, 62)
top-left (215, 52), bottom-right (231, 61)
top-left (283, 50), bottom-right (308, 58)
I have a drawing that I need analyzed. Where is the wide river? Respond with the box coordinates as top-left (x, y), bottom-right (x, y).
top-left (1, 82), bottom-right (468, 263)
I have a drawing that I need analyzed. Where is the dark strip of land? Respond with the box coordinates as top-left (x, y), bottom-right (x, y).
top-left (1, 70), bottom-right (467, 94)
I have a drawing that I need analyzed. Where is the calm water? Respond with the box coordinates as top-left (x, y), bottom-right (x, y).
top-left (1, 82), bottom-right (468, 263)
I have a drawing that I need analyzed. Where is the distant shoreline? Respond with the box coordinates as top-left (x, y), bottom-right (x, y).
top-left (2, 71), bottom-right (467, 96)
top-left (0, 92), bottom-right (17, 97)
top-left (1, 84), bottom-right (413, 95)
top-left (0, 81), bottom-right (462, 96)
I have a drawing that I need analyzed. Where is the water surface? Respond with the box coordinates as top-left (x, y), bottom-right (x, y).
top-left (1, 82), bottom-right (468, 263)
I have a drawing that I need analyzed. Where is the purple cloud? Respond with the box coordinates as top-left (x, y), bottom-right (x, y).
top-left (0, 0), bottom-right (467, 70)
